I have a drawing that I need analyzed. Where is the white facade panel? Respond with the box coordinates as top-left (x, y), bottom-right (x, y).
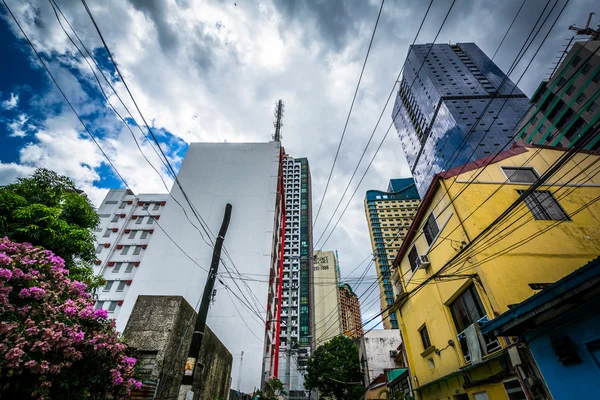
top-left (114, 142), bottom-right (282, 393)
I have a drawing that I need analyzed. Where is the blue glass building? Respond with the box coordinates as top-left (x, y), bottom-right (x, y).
top-left (364, 178), bottom-right (420, 329)
top-left (392, 43), bottom-right (531, 197)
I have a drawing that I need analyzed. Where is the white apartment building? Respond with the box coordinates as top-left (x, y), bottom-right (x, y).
top-left (278, 154), bottom-right (313, 399)
top-left (93, 190), bottom-right (168, 318)
top-left (94, 142), bottom-right (284, 393)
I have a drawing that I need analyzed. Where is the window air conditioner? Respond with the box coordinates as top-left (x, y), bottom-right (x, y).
top-left (416, 255), bottom-right (430, 269)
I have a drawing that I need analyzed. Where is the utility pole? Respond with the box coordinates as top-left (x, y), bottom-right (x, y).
top-left (272, 99), bottom-right (284, 142)
top-left (237, 351), bottom-right (244, 390)
top-left (179, 204), bottom-right (233, 398)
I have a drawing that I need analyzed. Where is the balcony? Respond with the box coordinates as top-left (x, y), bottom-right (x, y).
top-left (457, 315), bottom-right (502, 364)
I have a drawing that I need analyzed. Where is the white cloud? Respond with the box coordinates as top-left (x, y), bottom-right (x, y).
top-left (1, 93), bottom-right (19, 110)
top-left (7, 114), bottom-right (30, 138)
top-left (2, 0), bottom-right (598, 331)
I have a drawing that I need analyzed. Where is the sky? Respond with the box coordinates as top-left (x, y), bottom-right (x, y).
top-left (1, 0), bottom-right (598, 328)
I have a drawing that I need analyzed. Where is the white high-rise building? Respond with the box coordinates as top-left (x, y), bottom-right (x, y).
top-left (277, 154), bottom-right (313, 399)
top-left (93, 142), bottom-right (285, 393)
top-left (92, 190), bottom-right (169, 318)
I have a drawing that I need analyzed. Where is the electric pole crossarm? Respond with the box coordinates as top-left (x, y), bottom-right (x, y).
top-left (181, 203), bottom-right (233, 386)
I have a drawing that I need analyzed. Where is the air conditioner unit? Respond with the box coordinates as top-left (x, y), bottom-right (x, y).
top-left (389, 350), bottom-right (398, 358)
top-left (416, 255), bottom-right (430, 269)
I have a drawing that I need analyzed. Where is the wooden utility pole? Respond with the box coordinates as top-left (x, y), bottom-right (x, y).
top-left (179, 204), bottom-right (233, 395)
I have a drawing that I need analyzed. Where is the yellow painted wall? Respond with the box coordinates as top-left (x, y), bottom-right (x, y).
top-left (392, 147), bottom-right (600, 400)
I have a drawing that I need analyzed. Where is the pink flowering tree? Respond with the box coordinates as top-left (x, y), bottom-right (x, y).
top-left (0, 237), bottom-right (141, 399)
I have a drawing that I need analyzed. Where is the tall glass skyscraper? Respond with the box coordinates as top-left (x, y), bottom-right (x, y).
top-left (392, 43), bottom-right (531, 197)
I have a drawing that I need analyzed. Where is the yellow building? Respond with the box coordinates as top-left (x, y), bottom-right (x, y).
top-left (364, 179), bottom-right (420, 329)
top-left (391, 143), bottom-right (600, 400)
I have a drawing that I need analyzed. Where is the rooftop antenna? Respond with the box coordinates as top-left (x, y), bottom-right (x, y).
top-left (272, 99), bottom-right (284, 142)
top-left (569, 12), bottom-right (600, 39)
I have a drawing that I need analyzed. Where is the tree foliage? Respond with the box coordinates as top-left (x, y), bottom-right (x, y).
top-left (0, 169), bottom-right (101, 286)
top-left (305, 336), bottom-right (364, 400)
top-left (0, 237), bottom-right (141, 398)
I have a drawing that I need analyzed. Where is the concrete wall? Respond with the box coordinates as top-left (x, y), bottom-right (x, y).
top-left (526, 297), bottom-right (600, 399)
top-left (360, 329), bottom-right (403, 384)
top-left (313, 250), bottom-right (341, 346)
top-left (117, 142), bottom-right (281, 392)
top-left (123, 295), bottom-right (232, 400)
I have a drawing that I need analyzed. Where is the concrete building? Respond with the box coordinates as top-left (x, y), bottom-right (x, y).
top-left (390, 143), bottom-right (600, 399)
top-left (364, 178), bottom-right (420, 329)
top-left (517, 40), bottom-right (600, 149)
top-left (123, 296), bottom-right (232, 400)
top-left (278, 154), bottom-right (313, 399)
top-left (392, 42), bottom-right (530, 197)
top-left (313, 250), bottom-right (342, 346)
top-left (359, 329), bottom-right (404, 385)
top-left (95, 142), bottom-right (285, 393)
top-left (92, 190), bottom-right (169, 319)
top-left (482, 257), bottom-right (600, 400)
top-left (339, 283), bottom-right (363, 339)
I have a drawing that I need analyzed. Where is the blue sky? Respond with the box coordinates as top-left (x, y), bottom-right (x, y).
top-left (1, 0), bottom-right (598, 327)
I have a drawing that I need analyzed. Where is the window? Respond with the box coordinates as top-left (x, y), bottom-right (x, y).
top-left (135, 216), bottom-right (143, 224)
top-left (142, 204), bottom-right (149, 210)
top-left (124, 263), bottom-right (134, 273)
top-left (419, 325), bottom-right (431, 349)
top-left (111, 215), bottom-right (119, 223)
top-left (519, 190), bottom-right (569, 220)
top-left (119, 202), bottom-right (127, 209)
top-left (566, 85), bottom-right (576, 96)
top-left (140, 230), bottom-right (149, 239)
top-left (502, 167), bottom-right (538, 183)
top-left (103, 229), bottom-right (111, 238)
top-left (133, 246), bottom-right (142, 255)
top-left (113, 262), bottom-right (122, 273)
top-left (108, 302), bottom-right (118, 313)
top-left (128, 230), bottom-right (137, 239)
top-left (116, 281), bottom-right (126, 292)
top-left (95, 245), bottom-right (103, 254)
top-left (450, 285), bottom-right (486, 333)
top-left (503, 379), bottom-right (527, 400)
top-left (588, 102), bottom-right (597, 114)
top-left (147, 216), bottom-right (154, 225)
top-left (153, 203), bottom-right (160, 210)
top-left (95, 301), bottom-right (104, 310)
top-left (423, 213), bottom-right (440, 246)
top-left (538, 124), bottom-right (546, 133)
top-left (120, 246), bottom-right (130, 255)
top-left (408, 246), bottom-right (419, 272)
top-left (594, 70), bottom-right (600, 84)
top-left (571, 55), bottom-right (581, 67)
top-left (557, 77), bottom-right (566, 86)
top-left (576, 93), bottom-right (587, 104)
top-left (581, 63), bottom-right (591, 75)
top-left (103, 281), bottom-right (113, 292)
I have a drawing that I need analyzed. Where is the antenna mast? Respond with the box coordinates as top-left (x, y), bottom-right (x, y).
top-left (272, 99), bottom-right (284, 142)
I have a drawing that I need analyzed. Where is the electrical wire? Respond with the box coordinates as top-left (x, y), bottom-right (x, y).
top-left (312, 0), bottom-right (386, 229)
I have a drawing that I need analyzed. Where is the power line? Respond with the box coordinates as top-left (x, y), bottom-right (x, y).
top-left (313, 0), bottom-right (434, 249)
top-left (312, 0), bottom-right (386, 229)
top-left (315, 0), bottom-right (457, 252)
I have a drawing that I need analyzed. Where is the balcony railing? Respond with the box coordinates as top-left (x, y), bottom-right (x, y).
top-left (457, 315), bottom-right (501, 364)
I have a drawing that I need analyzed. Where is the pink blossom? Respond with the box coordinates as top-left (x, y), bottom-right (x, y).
top-left (64, 306), bottom-right (77, 316)
top-left (0, 268), bottom-right (12, 281)
top-left (39, 360), bottom-right (49, 372)
top-left (121, 356), bottom-right (137, 368)
top-left (24, 360), bottom-right (37, 370)
top-left (28, 287), bottom-right (46, 299)
top-left (5, 347), bottom-right (24, 367)
top-left (18, 288), bottom-right (30, 298)
top-left (93, 308), bottom-right (108, 319)
top-left (0, 253), bottom-right (12, 265)
top-left (128, 378), bottom-right (143, 390)
top-left (110, 369), bottom-right (124, 385)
